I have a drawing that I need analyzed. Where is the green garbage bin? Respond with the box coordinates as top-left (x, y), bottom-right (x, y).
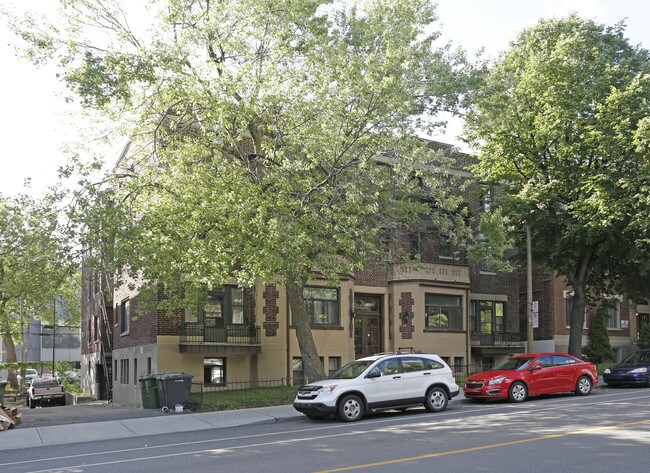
top-left (139, 374), bottom-right (161, 409)
top-left (155, 373), bottom-right (193, 409)
top-left (0, 381), bottom-right (8, 405)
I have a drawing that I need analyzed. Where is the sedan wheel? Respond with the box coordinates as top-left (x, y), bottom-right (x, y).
top-left (575, 376), bottom-right (592, 395)
top-left (338, 395), bottom-right (364, 422)
top-left (508, 382), bottom-right (528, 402)
top-left (424, 387), bottom-right (448, 412)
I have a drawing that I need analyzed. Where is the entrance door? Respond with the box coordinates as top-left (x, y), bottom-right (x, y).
top-left (354, 295), bottom-right (382, 358)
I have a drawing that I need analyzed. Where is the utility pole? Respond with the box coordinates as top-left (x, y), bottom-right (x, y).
top-left (526, 224), bottom-right (534, 353)
top-left (52, 299), bottom-right (56, 377)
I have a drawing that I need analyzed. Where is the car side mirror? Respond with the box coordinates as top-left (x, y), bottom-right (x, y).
top-left (530, 364), bottom-right (542, 371)
top-left (366, 369), bottom-right (381, 379)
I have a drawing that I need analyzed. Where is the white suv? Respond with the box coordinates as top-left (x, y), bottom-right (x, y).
top-left (293, 353), bottom-right (460, 422)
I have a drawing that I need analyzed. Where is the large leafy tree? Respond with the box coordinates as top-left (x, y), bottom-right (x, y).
top-left (0, 193), bottom-right (79, 389)
top-left (7, 0), bottom-right (471, 381)
top-left (465, 16), bottom-right (650, 356)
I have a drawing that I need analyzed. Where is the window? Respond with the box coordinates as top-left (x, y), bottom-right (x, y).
top-left (453, 357), bottom-right (464, 375)
top-left (204, 358), bottom-right (225, 384)
top-left (402, 356), bottom-right (444, 372)
top-left (438, 235), bottom-right (453, 260)
top-left (565, 296), bottom-right (588, 328)
top-left (481, 188), bottom-right (493, 212)
top-left (425, 294), bottom-right (462, 330)
top-left (231, 288), bottom-right (244, 324)
top-left (470, 301), bottom-right (504, 333)
top-left (147, 357), bottom-right (152, 375)
top-left (120, 359), bottom-right (130, 384)
top-left (292, 357), bottom-right (304, 386)
top-left (328, 357), bottom-right (341, 376)
top-left (194, 286), bottom-right (246, 326)
top-left (133, 358), bottom-right (138, 385)
top-left (604, 301), bottom-right (621, 329)
top-left (553, 355), bottom-right (577, 366)
top-left (304, 287), bottom-right (340, 325)
top-left (120, 299), bottom-right (130, 334)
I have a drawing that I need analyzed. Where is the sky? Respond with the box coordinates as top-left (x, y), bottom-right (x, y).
top-left (1, 0), bottom-right (649, 197)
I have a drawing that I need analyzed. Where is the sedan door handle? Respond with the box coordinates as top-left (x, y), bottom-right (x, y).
top-left (392, 376), bottom-right (401, 379)
top-left (423, 372), bottom-right (432, 375)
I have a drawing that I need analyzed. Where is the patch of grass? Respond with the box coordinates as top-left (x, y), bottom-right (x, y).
top-left (193, 385), bottom-right (298, 411)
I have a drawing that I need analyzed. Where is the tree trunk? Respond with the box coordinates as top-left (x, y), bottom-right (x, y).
top-left (1, 314), bottom-right (19, 389)
top-left (567, 281), bottom-right (587, 357)
top-left (285, 279), bottom-right (326, 384)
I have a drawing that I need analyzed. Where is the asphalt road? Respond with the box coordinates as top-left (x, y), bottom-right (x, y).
top-left (2, 386), bottom-right (650, 473)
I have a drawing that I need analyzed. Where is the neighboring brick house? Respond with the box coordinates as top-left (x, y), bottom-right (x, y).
top-left (519, 265), bottom-right (645, 362)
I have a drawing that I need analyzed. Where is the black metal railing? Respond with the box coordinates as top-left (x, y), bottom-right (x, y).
top-left (470, 332), bottom-right (526, 348)
top-left (179, 323), bottom-right (261, 345)
top-left (190, 378), bottom-right (297, 411)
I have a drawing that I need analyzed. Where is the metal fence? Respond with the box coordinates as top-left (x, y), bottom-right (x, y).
top-left (188, 365), bottom-right (492, 412)
top-left (191, 378), bottom-right (297, 411)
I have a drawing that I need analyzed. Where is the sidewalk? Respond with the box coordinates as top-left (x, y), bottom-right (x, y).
top-left (0, 403), bottom-right (302, 451)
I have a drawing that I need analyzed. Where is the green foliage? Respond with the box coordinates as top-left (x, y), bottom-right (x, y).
top-left (465, 15), bottom-right (650, 355)
top-left (6, 0), bottom-right (472, 382)
top-left (583, 306), bottom-right (615, 363)
top-left (638, 324), bottom-right (650, 349)
top-left (0, 192), bottom-right (80, 388)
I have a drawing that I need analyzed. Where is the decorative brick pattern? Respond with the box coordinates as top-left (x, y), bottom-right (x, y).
top-left (263, 284), bottom-right (279, 337)
top-left (399, 292), bottom-right (415, 339)
top-left (349, 288), bottom-right (355, 338)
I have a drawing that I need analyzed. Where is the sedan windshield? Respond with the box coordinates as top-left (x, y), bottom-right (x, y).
top-left (622, 351), bottom-right (650, 363)
top-left (492, 357), bottom-right (534, 371)
top-left (329, 360), bottom-right (375, 379)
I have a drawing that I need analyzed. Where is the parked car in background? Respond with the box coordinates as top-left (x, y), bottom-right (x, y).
top-left (603, 349), bottom-right (650, 387)
top-left (463, 352), bottom-right (597, 402)
top-left (55, 371), bottom-right (80, 383)
top-left (293, 352), bottom-right (460, 422)
top-left (27, 378), bottom-right (66, 408)
top-left (17, 368), bottom-right (39, 384)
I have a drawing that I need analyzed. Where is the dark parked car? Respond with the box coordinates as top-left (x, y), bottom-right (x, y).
top-left (463, 352), bottom-right (598, 402)
top-left (603, 349), bottom-right (650, 387)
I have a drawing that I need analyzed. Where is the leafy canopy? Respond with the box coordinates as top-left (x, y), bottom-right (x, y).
top-left (465, 15), bottom-right (650, 355)
top-left (7, 0), bottom-right (472, 380)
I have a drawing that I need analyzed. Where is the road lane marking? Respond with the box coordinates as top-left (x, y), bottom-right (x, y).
top-left (3, 390), bottom-right (649, 468)
top-left (312, 419), bottom-right (650, 473)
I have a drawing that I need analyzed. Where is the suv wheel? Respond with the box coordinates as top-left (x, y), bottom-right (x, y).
top-left (338, 394), bottom-right (364, 422)
top-left (29, 398), bottom-right (36, 409)
top-left (424, 387), bottom-right (448, 412)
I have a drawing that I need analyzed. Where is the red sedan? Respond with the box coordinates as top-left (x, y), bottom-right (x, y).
top-left (463, 352), bottom-right (598, 402)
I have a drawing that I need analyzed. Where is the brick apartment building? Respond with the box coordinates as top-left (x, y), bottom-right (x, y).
top-left (79, 141), bottom-right (642, 405)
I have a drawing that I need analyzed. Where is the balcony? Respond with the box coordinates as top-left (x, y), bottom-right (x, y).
top-left (179, 323), bottom-right (262, 355)
top-left (470, 332), bottom-right (526, 355)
